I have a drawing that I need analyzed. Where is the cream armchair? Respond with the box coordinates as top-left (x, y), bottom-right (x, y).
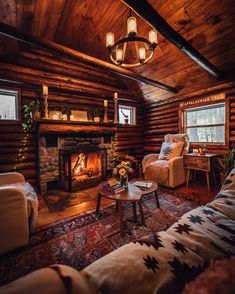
top-left (0, 172), bottom-right (38, 254)
top-left (142, 134), bottom-right (189, 188)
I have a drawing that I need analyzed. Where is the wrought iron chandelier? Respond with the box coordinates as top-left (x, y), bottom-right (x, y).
top-left (106, 13), bottom-right (158, 68)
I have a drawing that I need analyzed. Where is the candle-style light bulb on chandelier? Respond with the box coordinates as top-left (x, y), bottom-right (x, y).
top-left (106, 11), bottom-right (158, 68)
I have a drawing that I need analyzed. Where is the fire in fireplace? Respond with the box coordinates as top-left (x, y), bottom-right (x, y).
top-left (59, 144), bottom-right (107, 192)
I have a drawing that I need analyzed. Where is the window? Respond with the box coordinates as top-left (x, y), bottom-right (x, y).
top-left (183, 102), bottom-right (226, 144)
top-left (118, 105), bottom-right (136, 125)
top-left (0, 88), bottom-right (19, 122)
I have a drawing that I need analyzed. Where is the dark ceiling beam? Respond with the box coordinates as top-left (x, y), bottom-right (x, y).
top-left (0, 21), bottom-right (178, 93)
top-left (122, 0), bottom-right (224, 80)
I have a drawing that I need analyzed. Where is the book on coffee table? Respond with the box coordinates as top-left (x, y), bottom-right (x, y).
top-left (103, 182), bottom-right (125, 194)
top-left (132, 181), bottom-right (152, 189)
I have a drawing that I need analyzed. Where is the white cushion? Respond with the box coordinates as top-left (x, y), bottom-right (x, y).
top-left (159, 142), bottom-right (184, 160)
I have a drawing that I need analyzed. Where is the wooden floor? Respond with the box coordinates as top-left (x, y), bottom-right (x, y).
top-left (37, 186), bottom-right (114, 227)
top-left (37, 181), bottom-right (218, 228)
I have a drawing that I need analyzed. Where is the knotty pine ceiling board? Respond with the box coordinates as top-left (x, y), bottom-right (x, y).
top-left (0, 0), bottom-right (234, 102)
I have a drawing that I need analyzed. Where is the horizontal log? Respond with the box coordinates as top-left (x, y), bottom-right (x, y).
top-left (0, 134), bottom-right (36, 140)
top-left (0, 162), bottom-right (37, 171)
top-left (0, 141), bottom-right (36, 147)
top-left (145, 127), bottom-right (178, 135)
top-left (144, 146), bottom-right (161, 153)
top-left (144, 119), bottom-right (178, 128)
top-left (0, 147), bottom-right (36, 153)
top-left (144, 112), bottom-right (178, 122)
top-left (144, 137), bottom-right (164, 143)
top-left (0, 70), bottom-right (120, 97)
top-left (144, 122), bottom-right (178, 130)
top-left (39, 121), bottom-right (117, 134)
top-left (0, 21), bottom-right (178, 93)
top-left (0, 153), bottom-right (37, 163)
top-left (0, 63), bottom-right (129, 94)
top-left (145, 108), bottom-right (179, 119)
top-left (145, 100), bottom-right (180, 112)
top-left (115, 145), bottom-right (143, 152)
top-left (116, 140), bottom-right (143, 146)
top-left (115, 137), bottom-right (143, 142)
top-left (16, 51), bottom-right (124, 88)
top-left (116, 134), bottom-right (143, 139)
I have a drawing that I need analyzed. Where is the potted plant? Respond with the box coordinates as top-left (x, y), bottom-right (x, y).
top-left (22, 99), bottom-right (41, 131)
top-left (218, 147), bottom-right (235, 185)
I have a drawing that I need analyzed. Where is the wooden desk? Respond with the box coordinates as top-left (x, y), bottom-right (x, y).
top-left (184, 153), bottom-right (218, 192)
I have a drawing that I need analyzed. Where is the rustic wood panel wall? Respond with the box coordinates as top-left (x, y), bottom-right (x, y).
top-left (144, 83), bottom-right (235, 155)
top-left (0, 50), bottom-right (144, 186)
top-left (115, 99), bottom-right (144, 159)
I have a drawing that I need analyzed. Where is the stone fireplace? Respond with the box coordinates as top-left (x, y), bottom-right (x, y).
top-left (59, 143), bottom-right (106, 192)
top-left (39, 135), bottom-right (115, 194)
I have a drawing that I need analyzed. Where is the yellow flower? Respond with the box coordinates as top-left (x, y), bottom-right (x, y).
top-left (121, 161), bottom-right (126, 167)
top-left (119, 168), bottom-right (126, 176)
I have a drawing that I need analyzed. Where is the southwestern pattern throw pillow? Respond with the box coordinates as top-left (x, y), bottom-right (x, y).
top-left (159, 142), bottom-right (184, 160)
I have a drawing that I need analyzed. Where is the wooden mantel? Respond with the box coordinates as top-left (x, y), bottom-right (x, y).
top-left (38, 119), bottom-right (117, 135)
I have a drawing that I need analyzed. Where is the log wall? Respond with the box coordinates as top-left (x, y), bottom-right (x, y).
top-left (144, 82), bottom-right (235, 155)
top-left (0, 50), bottom-right (144, 186)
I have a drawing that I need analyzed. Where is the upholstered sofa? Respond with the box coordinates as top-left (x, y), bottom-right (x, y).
top-left (142, 134), bottom-right (189, 188)
top-left (0, 172), bottom-right (38, 254)
top-left (1, 169), bottom-right (235, 293)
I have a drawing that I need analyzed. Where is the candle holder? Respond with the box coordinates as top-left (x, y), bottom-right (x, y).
top-left (43, 94), bottom-right (49, 119)
top-left (103, 99), bottom-right (108, 123)
top-left (103, 107), bottom-right (108, 123)
top-left (42, 85), bottom-right (49, 119)
top-left (114, 92), bottom-right (118, 123)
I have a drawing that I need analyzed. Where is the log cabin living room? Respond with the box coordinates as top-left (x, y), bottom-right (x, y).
top-left (0, 0), bottom-right (235, 293)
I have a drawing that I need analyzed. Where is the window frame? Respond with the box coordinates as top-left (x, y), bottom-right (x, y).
top-left (118, 104), bottom-right (136, 126)
top-left (0, 87), bottom-right (21, 125)
top-left (179, 98), bottom-right (229, 148)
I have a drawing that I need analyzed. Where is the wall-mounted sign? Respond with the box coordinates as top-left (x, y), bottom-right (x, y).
top-left (180, 93), bottom-right (226, 108)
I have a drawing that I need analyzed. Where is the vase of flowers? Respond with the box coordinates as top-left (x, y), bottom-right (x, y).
top-left (113, 161), bottom-right (133, 189)
top-left (120, 173), bottom-right (128, 188)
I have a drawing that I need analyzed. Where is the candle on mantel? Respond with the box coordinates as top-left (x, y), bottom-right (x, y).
top-left (42, 85), bottom-right (48, 95)
top-left (114, 92), bottom-right (118, 123)
top-left (103, 100), bottom-right (108, 122)
top-left (70, 114), bottom-right (75, 121)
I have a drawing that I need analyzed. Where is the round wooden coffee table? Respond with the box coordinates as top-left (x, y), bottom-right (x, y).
top-left (96, 180), bottom-right (159, 236)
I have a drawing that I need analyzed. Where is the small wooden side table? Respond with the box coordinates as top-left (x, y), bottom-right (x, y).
top-left (184, 153), bottom-right (218, 192)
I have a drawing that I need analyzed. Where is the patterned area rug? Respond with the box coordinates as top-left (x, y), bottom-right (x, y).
top-left (43, 189), bottom-right (98, 212)
top-left (0, 188), bottom-right (214, 286)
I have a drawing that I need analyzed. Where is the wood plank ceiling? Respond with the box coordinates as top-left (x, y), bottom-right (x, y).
top-left (0, 0), bottom-right (235, 102)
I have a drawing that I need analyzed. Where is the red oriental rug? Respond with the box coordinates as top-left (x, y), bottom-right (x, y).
top-left (0, 187), bottom-right (214, 286)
